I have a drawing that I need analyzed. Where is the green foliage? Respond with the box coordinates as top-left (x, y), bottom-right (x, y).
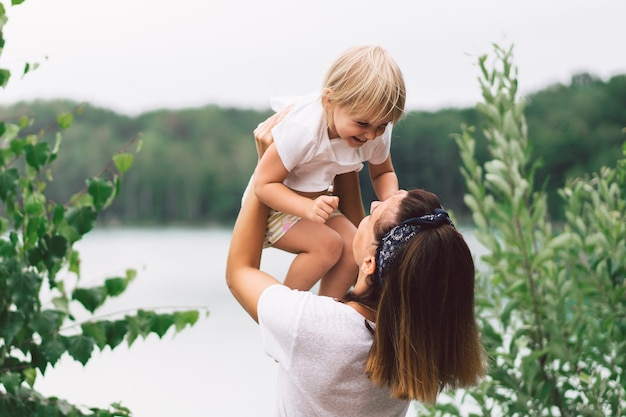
top-left (525, 72), bottom-right (626, 219)
top-left (2, 72), bottom-right (624, 226)
top-left (4, 72), bottom-right (622, 226)
top-left (0, 3), bottom-right (203, 415)
top-left (425, 44), bottom-right (625, 416)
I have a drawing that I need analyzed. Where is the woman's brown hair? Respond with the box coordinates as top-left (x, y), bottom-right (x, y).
top-left (346, 189), bottom-right (485, 404)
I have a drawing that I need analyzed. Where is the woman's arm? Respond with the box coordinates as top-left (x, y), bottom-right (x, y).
top-left (226, 110), bottom-right (292, 323)
top-left (368, 156), bottom-right (399, 201)
top-left (225, 187), bottom-right (280, 323)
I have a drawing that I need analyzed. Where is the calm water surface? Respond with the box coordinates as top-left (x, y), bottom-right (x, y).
top-left (36, 227), bottom-right (484, 417)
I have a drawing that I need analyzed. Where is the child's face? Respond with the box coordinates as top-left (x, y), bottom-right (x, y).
top-left (328, 105), bottom-right (391, 148)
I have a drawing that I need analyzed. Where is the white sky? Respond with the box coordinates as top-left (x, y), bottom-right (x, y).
top-left (1, 0), bottom-right (625, 116)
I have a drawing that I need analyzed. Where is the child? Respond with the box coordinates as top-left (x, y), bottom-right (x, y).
top-left (253, 45), bottom-right (406, 298)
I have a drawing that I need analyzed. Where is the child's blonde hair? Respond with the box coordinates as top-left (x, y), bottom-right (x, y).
top-left (322, 45), bottom-right (406, 125)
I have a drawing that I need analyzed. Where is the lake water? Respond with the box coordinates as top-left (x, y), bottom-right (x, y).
top-left (35, 227), bottom-right (485, 417)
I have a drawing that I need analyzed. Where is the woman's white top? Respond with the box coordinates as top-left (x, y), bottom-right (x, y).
top-left (258, 284), bottom-right (410, 417)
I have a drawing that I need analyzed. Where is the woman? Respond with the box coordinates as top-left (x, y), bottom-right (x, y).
top-left (226, 183), bottom-right (485, 416)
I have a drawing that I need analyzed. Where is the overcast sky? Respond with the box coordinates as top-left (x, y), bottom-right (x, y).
top-left (1, 0), bottom-right (625, 116)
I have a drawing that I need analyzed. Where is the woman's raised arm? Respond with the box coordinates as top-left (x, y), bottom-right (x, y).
top-left (225, 189), bottom-right (280, 323)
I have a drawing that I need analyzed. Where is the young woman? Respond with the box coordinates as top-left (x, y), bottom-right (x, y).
top-left (226, 185), bottom-right (485, 416)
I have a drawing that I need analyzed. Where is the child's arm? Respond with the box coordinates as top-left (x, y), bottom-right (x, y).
top-left (254, 144), bottom-right (339, 224)
top-left (368, 155), bottom-right (399, 201)
top-left (333, 171), bottom-right (365, 227)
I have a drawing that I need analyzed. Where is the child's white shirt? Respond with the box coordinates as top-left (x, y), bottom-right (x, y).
top-left (270, 92), bottom-right (392, 193)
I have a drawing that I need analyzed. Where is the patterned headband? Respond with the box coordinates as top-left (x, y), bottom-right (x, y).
top-left (374, 208), bottom-right (454, 282)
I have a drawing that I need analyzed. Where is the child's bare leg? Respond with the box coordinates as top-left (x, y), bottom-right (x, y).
top-left (318, 215), bottom-right (358, 298)
top-left (273, 219), bottom-right (343, 292)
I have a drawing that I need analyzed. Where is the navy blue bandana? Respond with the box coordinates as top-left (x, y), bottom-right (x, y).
top-left (374, 208), bottom-right (454, 282)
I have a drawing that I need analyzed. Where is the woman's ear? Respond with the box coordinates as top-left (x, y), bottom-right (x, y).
top-left (360, 255), bottom-right (376, 276)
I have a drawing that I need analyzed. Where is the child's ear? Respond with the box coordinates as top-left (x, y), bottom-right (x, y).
top-left (322, 88), bottom-right (333, 110)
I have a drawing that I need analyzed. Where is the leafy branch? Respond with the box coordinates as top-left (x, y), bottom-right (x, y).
top-left (0, 3), bottom-right (203, 415)
top-left (424, 42), bottom-right (626, 417)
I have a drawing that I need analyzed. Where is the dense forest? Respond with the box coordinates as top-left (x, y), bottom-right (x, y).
top-left (2, 72), bottom-right (624, 226)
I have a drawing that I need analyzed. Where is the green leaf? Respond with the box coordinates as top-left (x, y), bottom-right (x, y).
top-left (73, 287), bottom-right (106, 313)
top-left (0, 237), bottom-right (14, 257)
top-left (485, 173), bottom-right (512, 198)
top-left (504, 279), bottom-right (527, 296)
top-left (126, 310), bottom-right (154, 346)
top-left (47, 234), bottom-right (69, 257)
top-left (113, 153), bottom-right (134, 174)
top-left (56, 220), bottom-right (82, 247)
top-left (0, 372), bottom-right (21, 395)
top-left (174, 310), bottom-right (200, 332)
top-left (24, 215), bottom-right (43, 248)
top-left (150, 313), bottom-right (174, 338)
top-left (104, 319), bottom-right (128, 349)
top-left (125, 268), bottom-right (137, 281)
top-left (0, 168), bottom-right (18, 200)
top-left (8, 270), bottom-right (42, 310)
top-left (51, 294), bottom-right (71, 316)
top-left (41, 335), bottom-right (67, 366)
top-left (0, 311), bottom-right (25, 345)
top-left (480, 319), bottom-right (503, 347)
top-left (126, 310), bottom-right (149, 347)
top-left (110, 402), bottom-right (133, 415)
top-left (68, 249), bottom-right (80, 274)
top-left (52, 203), bottom-right (65, 224)
top-left (0, 68), bottom-right (10, 88)
top-left (67, 335), bottom-right (95, 365)
top-left (87, 177), bottom-right (114, 210)
top-left (18, 116), bottom-right (31, 129)
top-left (81, 322), bottom-right (108, 350)
top-left (501, 298), bottom-right (521, 328)
top-left (56, 112), bottom-right (74, 129)
top-left (69, 191), bottom-right (93, 207)
top-left (24, 142), bottom-right (50, 170)
top-left (66, 206), bottom-right (97, 235)
top-left (22, 368), bottom-right (37, 388)
top-left (29, 344), bottom-right (49, 374)
top-left (30, 310), bottom-right (65, 336)
top-left (4, 125), bottom-right (21, 146)
top-left (104, 277), bottom-right (129, 297)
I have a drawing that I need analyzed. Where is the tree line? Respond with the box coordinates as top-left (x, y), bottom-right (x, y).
top-left (2, 71), bottom-right (624, 226)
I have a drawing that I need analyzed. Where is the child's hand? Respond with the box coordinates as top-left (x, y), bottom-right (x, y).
top-left (307, 195), bottom-right (339, 223)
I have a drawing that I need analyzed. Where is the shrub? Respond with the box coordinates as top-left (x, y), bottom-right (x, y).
top-left (425, 43), bottom-right (625, 416)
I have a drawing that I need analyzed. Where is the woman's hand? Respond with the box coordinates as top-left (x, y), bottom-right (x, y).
top-left (253, 105), bottom-right (293, 159)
